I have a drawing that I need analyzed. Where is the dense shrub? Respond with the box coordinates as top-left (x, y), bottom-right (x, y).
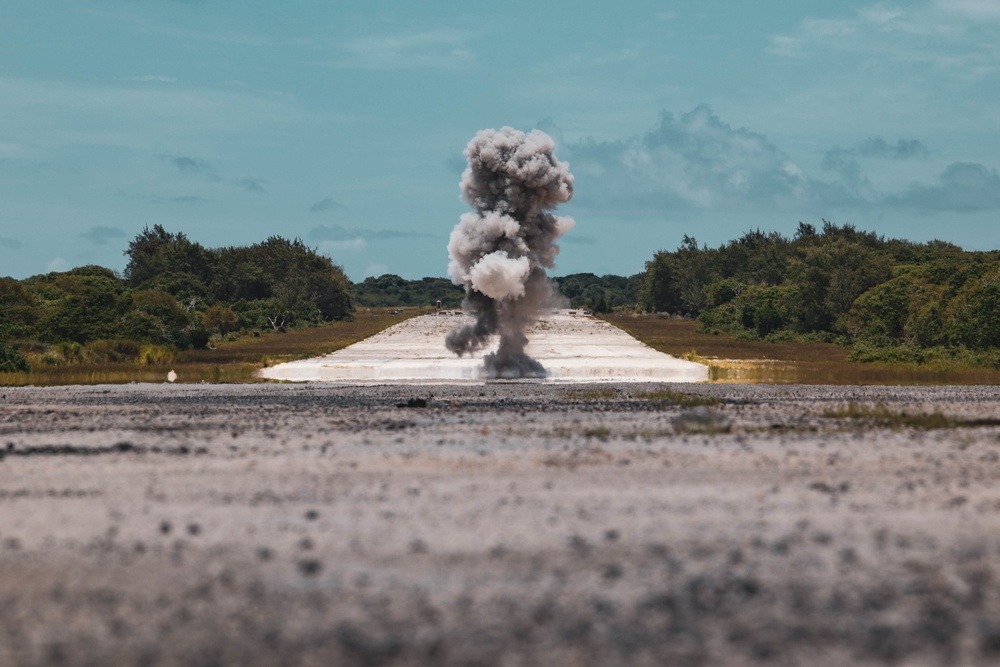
top-left (0, 343), bottom-right (30, 372)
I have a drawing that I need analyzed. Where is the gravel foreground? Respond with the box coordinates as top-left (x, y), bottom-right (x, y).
top-left (2, 382), bottom-right (1000, 666)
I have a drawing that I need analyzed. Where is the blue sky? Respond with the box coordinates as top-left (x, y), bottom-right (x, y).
top-left (2, 1), bottom-right (999, 281)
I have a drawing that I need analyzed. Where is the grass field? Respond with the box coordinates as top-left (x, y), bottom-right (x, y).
top-left (6, 308), bottom-right (999, 386)
top-left (0, 308), bottom-right (426, 387)
top-left (604, 313), bottom-right (1000, 385)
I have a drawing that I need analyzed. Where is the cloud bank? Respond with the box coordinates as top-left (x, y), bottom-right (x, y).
top-left (308, 197), bottom-right (345, 213)
top-left (565, 104), bottom-right (845, 213)
top-left (81, 226), bottom-right (128, 246)
top-left (308, 224), bottom-right (433, 242)
top-left (565, 105), bottom-right (1000, 219)
top-left (888, 162), bottom-right (1000, 212)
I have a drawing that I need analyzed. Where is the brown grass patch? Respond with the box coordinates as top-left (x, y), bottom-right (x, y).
top-left (603, 313), bottom-right (1000, 385)
top-left (1, 308), bottom-right (424, 386)
top-left (822, 402), bottom-right (1000, 430)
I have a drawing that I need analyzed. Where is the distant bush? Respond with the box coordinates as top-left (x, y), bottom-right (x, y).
top-left (203, 305), bottom-right (239, 336)
top-left (0, 343), bottom-right (30, 373)
top-left (82, 339), bottom-right (143, 363)
top-left (351, 272), bottom-right (642, 311)
top-left (353, 274), bottom-right (465, 308)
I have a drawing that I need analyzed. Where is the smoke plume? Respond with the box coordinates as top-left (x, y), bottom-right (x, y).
top-left (446, 127), bottom-right (575, 378)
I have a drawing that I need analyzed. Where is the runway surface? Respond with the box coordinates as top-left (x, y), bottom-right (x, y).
top-left (259, 310), bottom-right (709, 383)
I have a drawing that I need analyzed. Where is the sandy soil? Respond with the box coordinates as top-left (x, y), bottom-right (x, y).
top-left (259, 311), bottom-right (709, 383)
top-left (3, 381), bottom-right (1000, 666)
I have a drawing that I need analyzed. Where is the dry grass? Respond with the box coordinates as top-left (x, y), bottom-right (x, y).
top-left (603, 313), bottom-right (1000, 385)
top-left (604, 314), bottom-right (848, 363)
top-left (564, 388), bottom-right (621, 400)
top-left (822, 402), bottom-right (1000, 430)
top-left (633, 389), bottom-right (721, 407)
top-left (0, 308), bottom-right (425, 386)
top-left (564, 387), bottom-right (720, 407)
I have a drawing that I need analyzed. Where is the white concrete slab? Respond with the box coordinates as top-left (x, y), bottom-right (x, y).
top-left (259, 310), bottom-right (709, 384)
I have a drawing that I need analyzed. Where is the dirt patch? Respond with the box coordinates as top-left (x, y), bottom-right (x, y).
top-left (2, 382), bottom-right (1000, 665)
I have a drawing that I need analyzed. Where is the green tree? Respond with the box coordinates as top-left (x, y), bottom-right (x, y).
top-left (36, 268), bottom-right (129, 343)
top-left (124, 225), bottom-right (214, 290)
top-left (214, 236), bottom-right (353, 324)
top-left (789, 239), bottom-right (892, 332)
top-left (944, 268), bottom-right (1000, 348)
top-left (639, 251), bottom-right (681, 313)
top-left (0, 277), bottom-right (39, 341)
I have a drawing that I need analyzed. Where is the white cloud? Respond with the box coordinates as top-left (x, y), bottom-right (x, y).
top-left (319, 238), bottom-right (367, 256)
top-left (80, 225), bottom-right (127, 246)
top-left (364, 263), bottom-right (390, 278)
top-left (937, 0), bottom-right (1000, 20)
top-left (330, 30), bottom-right (477, 70)
top-left (82, 6), bottom-right (271, 47)
top-left (124, 75), bottom-right (177, 83)
top-left (308, 197), bottom-right (345, 213)
top-left (563, 105), bottom-right (1000, 218)
top-left (766, 1), bottom-right (1000, 73)
top-left (765, 35), bottom-right (801, 57)
top-left (46, 257), bottom-right (68, 273)
top-left (309, 224), bottom-right (434, 242)
top-left (0, 76), bottom-right (313, 156)
top-left (859, 5), bottom-right (904, 25)
top-left (564, 104), bottom-right (844, 214)
top-left (0, 141), bottom-right (40, 160)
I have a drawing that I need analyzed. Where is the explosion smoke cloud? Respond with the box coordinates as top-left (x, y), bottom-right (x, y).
top-left (446, 127), bottom-right (575, 378)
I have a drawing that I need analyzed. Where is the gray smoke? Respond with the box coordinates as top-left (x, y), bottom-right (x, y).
top-left (446, 127), bottom-right (575, 378)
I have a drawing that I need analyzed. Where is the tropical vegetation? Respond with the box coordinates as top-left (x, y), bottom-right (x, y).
top-left (637, 221), bottom-right (1000, 366)
top-left (0, 225), bottom-right (354, 371)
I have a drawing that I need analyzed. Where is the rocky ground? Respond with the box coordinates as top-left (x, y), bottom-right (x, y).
top-left (2, 381), bottom-right (1000, 666)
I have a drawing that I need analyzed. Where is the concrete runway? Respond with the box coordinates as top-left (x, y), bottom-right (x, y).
top-left (259, 311), bottom-right (709, 383)
top-left (2, 381), bottom-right (1000, 666)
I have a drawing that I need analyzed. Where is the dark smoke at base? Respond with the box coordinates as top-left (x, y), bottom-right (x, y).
top-left (445, 127), bottom-right (574, 379)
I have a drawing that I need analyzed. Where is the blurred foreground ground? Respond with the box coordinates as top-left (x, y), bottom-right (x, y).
top-left (2, 382), bottom-right (1000, 666)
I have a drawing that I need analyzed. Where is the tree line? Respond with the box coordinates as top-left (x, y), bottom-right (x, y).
top-left (351, 272), bottom-right (641, 313)
top-left (638, 221), bottom-right (1000, 364)
top-left (1, 226), bottom-right (353, 371)
top-left (6, 220), bottom-right (999, 373)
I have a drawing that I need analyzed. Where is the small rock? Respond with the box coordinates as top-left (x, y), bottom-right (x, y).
top-left (297, 559), bottom-right (322, 576)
